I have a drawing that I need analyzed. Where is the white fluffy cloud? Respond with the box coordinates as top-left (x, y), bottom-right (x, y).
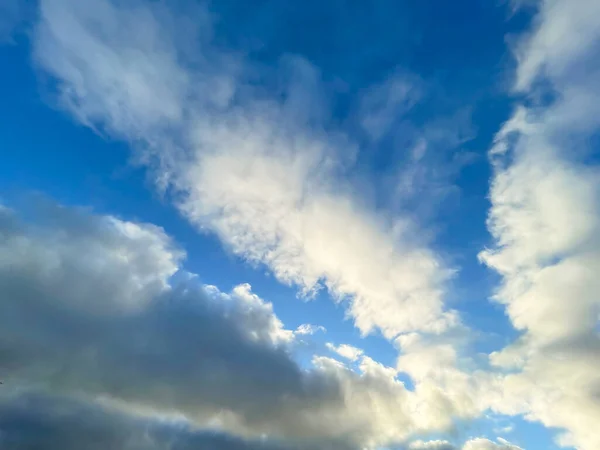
top-left (462, 438), bottom-right (522, 450)
top-left (326, 343), bottom-right (364, 362)
top-left (295, 324), bottom-right (326, 335)
top-left (409, 439), bottom-right (455, 450)
top-left (480, 1), bottom-right (600, 449)
top-left (32, 0), bottom-right (457, 341)
top-left (513, 0), bottom-right (600, 92)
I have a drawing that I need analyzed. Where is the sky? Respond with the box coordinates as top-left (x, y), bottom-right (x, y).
top-left (0, 1), bottom-right (599, 449)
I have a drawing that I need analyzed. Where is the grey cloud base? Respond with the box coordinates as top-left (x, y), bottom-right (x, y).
top-left (4, 201), bottom-right (481, 449)
top-left (0, 200), bottom-right (516, 449)
top-left (0, 202), bottom-right (356, 449)
top-left (0, 393), bottom-right (310, 450)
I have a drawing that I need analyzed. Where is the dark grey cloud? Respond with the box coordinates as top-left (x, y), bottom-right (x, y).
top-left (0, 393), bottom-right (315, 450)
top-left (0, 200), bottom-right (428, 449)
top-left (0, 202), bottom-right (347, 443)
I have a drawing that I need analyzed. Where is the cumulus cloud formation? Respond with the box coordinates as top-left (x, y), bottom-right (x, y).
top-left (0, 393), bottom-right (309, 450)
top-left (480, 0), bottom-right (600, 449)
top-left (462, 438), bottom-right (522, 450)
top-left (295, 324), bottom-right (327, 336)
top-left (32, 0), bottom-right (457, 340)
top-left (326, 343), bottom-right (364, 362)
top-left (0, 201), bottom-right (482, 449)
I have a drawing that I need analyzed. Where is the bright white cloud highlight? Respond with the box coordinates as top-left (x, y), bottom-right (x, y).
top-left (463, 438), bottom-right (522, 450)
top-left (326, 343), bottom-right (364, 362)
top-left (295, 324), bottom-right (326, 335)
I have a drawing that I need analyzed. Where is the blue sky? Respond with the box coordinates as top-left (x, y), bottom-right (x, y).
top-left (0, 1), bottom-right (599, 450)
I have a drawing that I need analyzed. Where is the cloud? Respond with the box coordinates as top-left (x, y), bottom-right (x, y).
top-left (295, 324), bottom-right (326, 335)
top-left (357, 71), bottom-right (421, 141)
top-left (493, 425), bottom-right (514, 435)
top-left (479, 1), bottom-right (600, 448)
top-left (390, 108), bottom-right (477, 221)
top-left (0, 199), bottom-right (184, 316)
top-left (409, 440), bottom-right (455, 450)
top-left (325, 343), bottom-right (364, 362)
top-left (31, 0), bottom-right (457, 340)
top-left (353, 72), bottom-right (477, 222)
top-left (5, 394), bottom-right (521, 450)
top-left (0, 201), bottom-right (337, 445)
top-left (0, 393), bottom-right (316, 450)
top-left (462, 438), bottom-right (522, 450)
top-left (21, 4), bottom-right (489, 445)
top-left (513, 0), bottom-right (600, 92)
top-left (16, 0), bottom-right (599, 448)
top-left (0, 200), bottom-right (476, 449)
top-left (33, 0), bottom-right (194, 139)
top-left (408, 437), bottom-right (522, 450)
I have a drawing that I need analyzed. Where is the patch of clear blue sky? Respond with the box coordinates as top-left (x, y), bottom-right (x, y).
top-left (0, 2), bottom-right (556, 446)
